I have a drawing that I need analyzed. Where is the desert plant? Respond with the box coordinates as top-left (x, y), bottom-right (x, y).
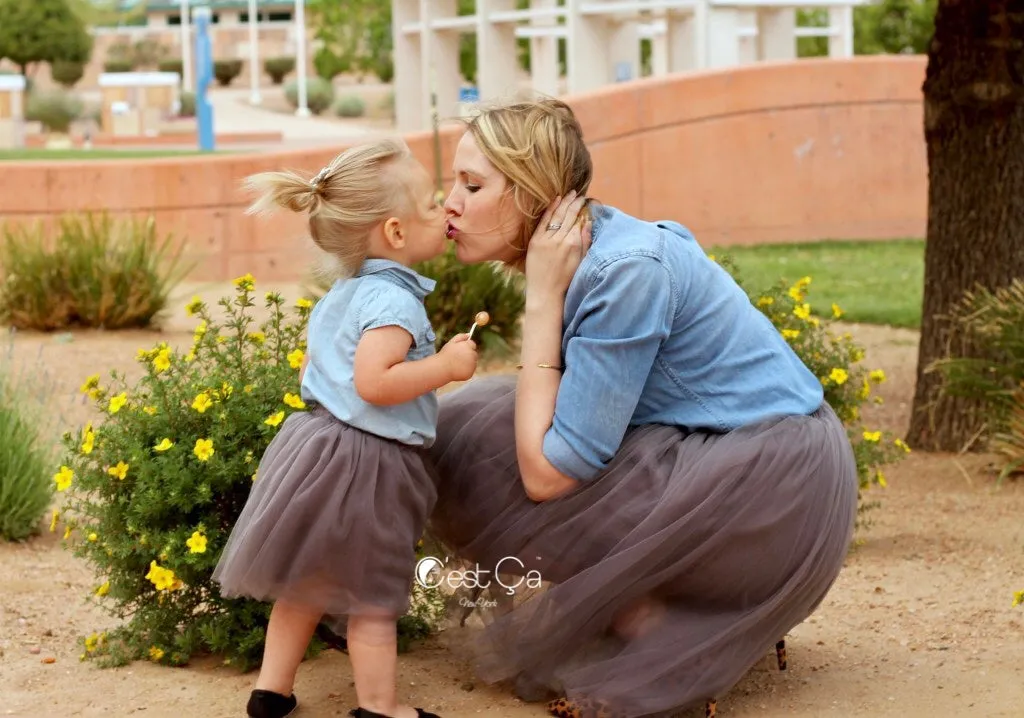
top-left (158, 58), bottom-right (183, 77)
top-left (51, 59), bottom-right (85, 88)
top-left (177, 90), bottom-right (196, 118)
top-left (263, 56), bottom-right (294, 85)
top-left (213, 59), bottom-right (243, 87)
top-left (24, 89), bottom-right (83, 133)
top-left (332, 94), bottom-right (365, 118)
top-left (103, 59), bottom-right (133, 73)
top-left (284, 76), bottom-right (334, 115)
top-left (0, 338), bottom-right (55, 542)
top-left (313, 46), bottom-right (349, 81)
top-left (56, 278), bottom-right (447, 668)
top-left (0, 214), bottom-right (189, 331)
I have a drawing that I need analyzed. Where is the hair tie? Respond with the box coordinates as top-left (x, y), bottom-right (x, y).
top-left (310, 167), bottom-right (330, 189)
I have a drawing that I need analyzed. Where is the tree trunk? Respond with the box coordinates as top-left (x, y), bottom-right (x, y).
top-left (907, 0), bottom-right (1024, 452)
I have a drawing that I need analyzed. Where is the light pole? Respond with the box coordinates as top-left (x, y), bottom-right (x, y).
top-left (294, 0), bottom-right (310, 117)
top-left (247, 0), bottom-right (261, 105)
top-left (180, 0), bottom-right (192, 91)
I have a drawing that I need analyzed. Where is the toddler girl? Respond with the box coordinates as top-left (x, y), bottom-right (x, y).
top-left (213, 138), bottom-right (477, 718)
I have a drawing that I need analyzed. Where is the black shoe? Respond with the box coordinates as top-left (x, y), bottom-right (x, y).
top-left (315, 622), bottom-right (349, 653)
top-left (247, 689), bottom-right (298, 718)
top-left (348, 709), bottom-right (441, 718)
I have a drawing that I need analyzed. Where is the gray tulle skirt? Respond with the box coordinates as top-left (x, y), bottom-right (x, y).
top-left (213, 406), bottom-right (437, 623)
top-left (428, 375), bottom-right (858, 717)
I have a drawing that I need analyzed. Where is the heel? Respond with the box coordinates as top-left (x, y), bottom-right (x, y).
top-left (776, 639), bottom-right (787, 671)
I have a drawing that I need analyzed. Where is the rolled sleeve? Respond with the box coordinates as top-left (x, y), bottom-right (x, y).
top-left (358, 288), bottom-right (428, 347)
top-left (542, 254), bottom-right (676, 481)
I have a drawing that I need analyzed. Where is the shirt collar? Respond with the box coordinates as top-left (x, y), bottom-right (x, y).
top-left (357, 258), bottom-right (436, 299)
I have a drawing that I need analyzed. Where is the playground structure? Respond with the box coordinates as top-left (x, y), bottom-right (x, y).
top-left (392, 0), bottom-right (864, 131)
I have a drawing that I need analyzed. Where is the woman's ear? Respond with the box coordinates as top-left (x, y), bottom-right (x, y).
top-left (382, 217), bottom-right (405, 249)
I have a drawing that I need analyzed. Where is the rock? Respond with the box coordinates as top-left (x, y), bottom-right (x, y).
top-left (29, 646), bottom-right (41, 654)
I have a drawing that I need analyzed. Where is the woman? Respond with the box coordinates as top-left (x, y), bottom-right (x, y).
top-left (428, 98), bottom-right (858, 718)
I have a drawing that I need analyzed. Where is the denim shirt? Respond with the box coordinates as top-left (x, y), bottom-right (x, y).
top-left (301, 259), bottom-right (439, 447)
top-left (543, 205), bottom-right (825, 481)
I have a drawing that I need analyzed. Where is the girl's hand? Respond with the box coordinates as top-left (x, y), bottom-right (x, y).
top-left (439, 333), bottom-right (478, 381)
top-left (524, 191), bottom-right (593, 305)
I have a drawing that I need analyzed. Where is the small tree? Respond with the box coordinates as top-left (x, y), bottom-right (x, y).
top-left (0, 0), bottom-right (93, 78)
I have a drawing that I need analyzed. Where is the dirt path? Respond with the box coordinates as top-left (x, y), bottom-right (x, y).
top-left (2, 309), bottom-right (1023, 717)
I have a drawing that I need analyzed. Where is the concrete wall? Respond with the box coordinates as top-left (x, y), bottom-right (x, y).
top-left (0, 56), bottom-right (928, 282)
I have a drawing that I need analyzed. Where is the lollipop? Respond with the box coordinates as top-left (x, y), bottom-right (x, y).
top-left (468, 311), bottom-right (490, 340)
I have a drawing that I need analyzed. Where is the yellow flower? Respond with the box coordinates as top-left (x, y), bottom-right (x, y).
top-left (265, 411), bottom-right (285, 427)
top-left (49, 509), bottom-right (59, 533)
top-left (787, 286), bottom-right (804, 302)
top-left (63, 525), bottom-right (72, 539)
top-left (88, 532), bottom-right (98, 542)
top-left (145, 560), bottom-right (178, 591)
top-left (894, 438), bottom-right (912, 454)
top-left (831, 303), bottom-right (843, 319)
top-left (876, 469), bottom-right (887, 488)
top-left (283, 393), bottom-right (306, 410)
top-left (108, 392), bottom-right (128, 415)
top-left (184, 350), bottom-right (196, 363)
top-left (185, 296), bottom-right (204, 316)
top-left (287, 349), bottom-right (305, 370)
top-left (148, 646), bottom-right (165, 661)
top-left (243, 384), bottom-right (255, 393)
top-left (80, 426), bottom-right (95, 455)
top-left (756, 296), bottom-right (774, 308)
top-left (781, 329), bottom-right (800, 340)
top-left (1013, 590), bottom-right (1024, 608)
top-left (248, 331), bottom-right (266, 344)
top-left (143, 406), bottom-right (158, 416)
top-left (828, 368), bottom-right (848, 385)
top-left (154, 438), bottom-right (174, 452)
top-left (863, 430), bottom-right (882, 442)
top-left (107, 461), bottom-right (129, 480)
top-left (84, 633), bottom-right (99, 653)
top-left (233, 273), bottom-right (256, 291)
top-left (858, 378), bottom-right (871, 400)
top-left (296, 297), bottom-right (313, 310)
top-left (79, 374), bottom-right (100, 394)
top-left (851, 348), bottom-right (865, 362)
top-left (194, 320), bottom-right (208, 338)
top-left (193, 438), bottom-right (215, 462)
top-left (793, 303), bottom-right (811, 321)
top-left (869, 369), bottom-right (887, 383)
top-left (244, 450), bottom-right (254, 464)
top-left (251, 470), bottom-right (258, 482)
top-left (796, 276), bottom-right (811, 288)
top-left (220, 382), bottom-right (234, 398)
top-left (95, 581), bottom-right (110, 597)
top-left (54, 465), bottom-right (74, 492)
top-left (192, 392), bottom-right (213, 414)
top-left (152, 347), bottom-right (172, 373)
top-left (186, 531), bottom-right (208, 554)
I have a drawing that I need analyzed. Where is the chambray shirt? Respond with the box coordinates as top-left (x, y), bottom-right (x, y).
top-left (300, 259), bottom-right (439, 447)
top-left (545, 205), bottom-right (825, 481)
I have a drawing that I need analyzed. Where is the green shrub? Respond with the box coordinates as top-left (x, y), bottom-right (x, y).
top-left (929, 279), bottom-right (1024, 480)
top-left (332, 94), bottom-right (365, 118)
top-left (103, 60), bottom-right (134, 73)
top-left (0, 214), bottom-right (189, 331)
top-left (158, 59), bottom-right (183, 78)
top-left (313, 47), bottom-right (349, 81)
top-left (177, 90), bottom-right (196, 118)
top-left (25, 89), bottom-right (83, 133)
top-left (284, 77), bottom-right (334, 115)
top-left (51, 60), bottom-right (85, 88)
top-left (264, 56), bottom-right (295, 85)
top-left (854, 0), bottom-right (936, 55)
top-left (720, 257), bottom-right (910, 516)
top-left (56, 278), bottom-right (446, 668)
top-left (213, 59), bottom-right (243, 87)
top-left (0, 344), bottom-right (55, 542)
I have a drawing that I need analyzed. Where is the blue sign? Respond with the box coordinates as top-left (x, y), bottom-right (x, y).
top-left (615, 62), bottom-right (633, 83)
top-left (459, 86), bottom-right (479, 103)
top-left (194, 7), bottom-right (215, 152)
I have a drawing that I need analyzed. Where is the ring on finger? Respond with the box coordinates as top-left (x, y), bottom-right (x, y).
top-left (547, 223), bottom-right (562, 231)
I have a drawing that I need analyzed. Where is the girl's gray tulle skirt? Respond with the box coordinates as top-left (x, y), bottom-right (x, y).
top-left (428, 375), bottom-right (858, 717)
top-left (213, 406), bottom-right (436, 624)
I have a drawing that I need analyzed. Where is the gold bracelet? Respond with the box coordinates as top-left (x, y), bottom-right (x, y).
top-left (515, 363), bottom-right (563, 371)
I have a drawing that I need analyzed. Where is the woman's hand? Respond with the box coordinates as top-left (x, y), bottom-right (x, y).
top-left (524, 191), bottom-right (593, 305)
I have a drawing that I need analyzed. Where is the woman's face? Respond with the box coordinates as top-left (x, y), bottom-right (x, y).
top-left (443, 132), bottom-right (524, 265)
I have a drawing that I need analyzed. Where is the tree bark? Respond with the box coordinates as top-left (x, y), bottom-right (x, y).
top-left (908, 0), bottom-right (1024, 451)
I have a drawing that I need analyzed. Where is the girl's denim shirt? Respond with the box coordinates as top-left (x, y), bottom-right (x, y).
top-left (543, 205), bottom-right (825, 482)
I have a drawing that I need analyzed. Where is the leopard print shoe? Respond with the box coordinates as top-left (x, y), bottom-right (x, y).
top-left (546, 696), bottom-right (629, 718)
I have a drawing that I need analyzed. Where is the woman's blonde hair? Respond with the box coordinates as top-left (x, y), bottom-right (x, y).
top-left (244, 138), bottom-right (414, 277)
top-left (465, 97), bottom-right (594, 255)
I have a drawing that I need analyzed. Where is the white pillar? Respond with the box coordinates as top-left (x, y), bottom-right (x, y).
top-left (247, 0), bottom-right (261, 105)
top-left (477, 0), bottom-right (520, 103)
top-left (294, 0), bottom-right (310, 117)
top-left (696, 1), bottom-right (740, 69)
top-left (757, 8), bottom-right (795, 61)
top-left (650, 17), bottom-right (669, 77)
top-left (180, 0), bottom-right (192, 91)
top-left (420, 0), bottom-right (461, 129)
top-left (666, 12), bottom-right (698, 72)
top-left (394, 0), bottom-right (423, 132)
top-left (530, 0), bottom-right (560, 97)
top-left (829, 6), bottom-right (854, 57)
top-left (609, 20), bottom-right (641, 82)
top-left (566, 0), bottom-right (611, 93)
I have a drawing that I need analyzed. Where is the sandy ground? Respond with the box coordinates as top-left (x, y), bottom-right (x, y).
top-left (1, 288), bottom-right (1023, 718)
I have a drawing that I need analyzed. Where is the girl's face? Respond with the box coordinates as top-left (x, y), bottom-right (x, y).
top-left (443, 132), bottom-right (524, 265)
top-left (398, 160), bottom-right (449, 264)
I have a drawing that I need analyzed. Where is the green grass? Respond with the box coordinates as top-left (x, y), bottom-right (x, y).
top-left (712, 239), bottom-right (925, 329)
top-left (0, 149), bottom-right (225, 161)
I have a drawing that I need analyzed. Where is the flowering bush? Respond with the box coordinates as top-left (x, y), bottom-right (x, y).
top-left (719, 256), bottom-right (911, 515)
top-left (54, 276), bottom-right (444, 668)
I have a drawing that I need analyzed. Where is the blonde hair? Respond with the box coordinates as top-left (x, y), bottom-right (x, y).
top-left (465, 97), bottom-right (594, 255)
top-left (244, 138), bottom-right (415, 277)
